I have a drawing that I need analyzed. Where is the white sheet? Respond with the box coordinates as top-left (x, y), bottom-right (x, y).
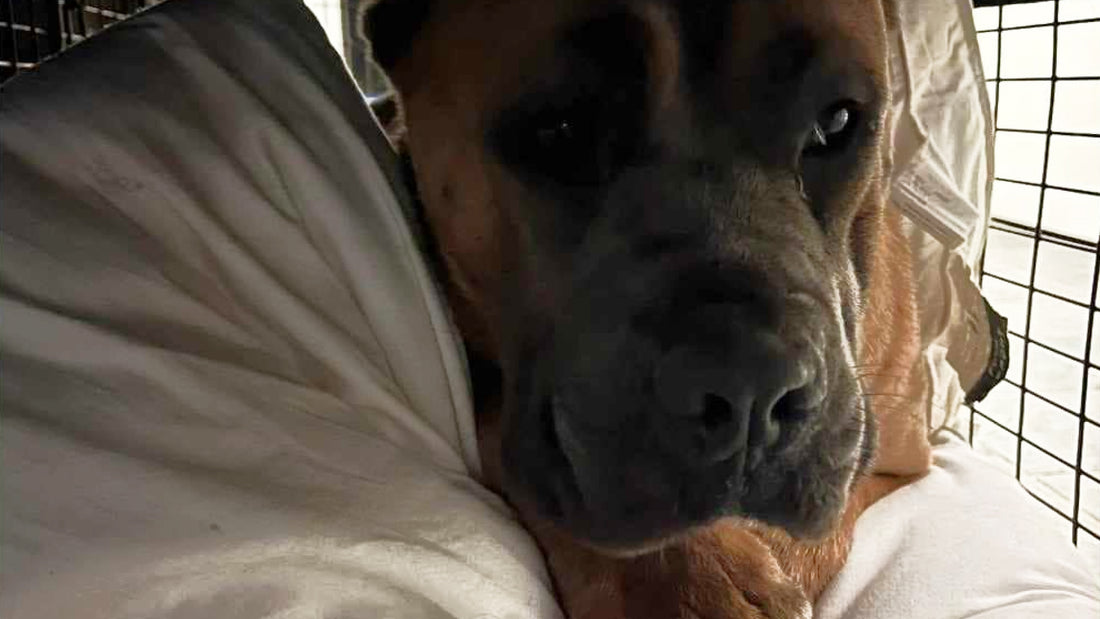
top-left (0, 0), bottom-right (1096, 617)
top-left (818, 432), bottom-right (1100, 618)
top-left (0, 0), bottom-right (558, 617)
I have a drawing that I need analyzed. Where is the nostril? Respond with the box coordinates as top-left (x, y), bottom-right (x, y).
top-left (700, 392), bottom-right (735, 430)
top-left (770, 388), bottom-right (813, 425)
top-left (684, 391), bottom-right (746, 463)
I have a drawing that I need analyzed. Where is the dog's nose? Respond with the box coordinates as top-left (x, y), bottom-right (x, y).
top-left (653, 325), bottom-right (816, 465)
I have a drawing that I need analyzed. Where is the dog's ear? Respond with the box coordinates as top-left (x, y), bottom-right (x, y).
top-left (361, 0), bottom-right (433, 73)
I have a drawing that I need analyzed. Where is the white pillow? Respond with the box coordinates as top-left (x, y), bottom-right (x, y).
top-left (0, 0), bottom-right (559, 617)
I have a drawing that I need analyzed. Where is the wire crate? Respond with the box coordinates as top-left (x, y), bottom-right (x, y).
top-left (1, 1), bottom-right (152, 82)
top-left (970, 0), bottom-right (1100, 570)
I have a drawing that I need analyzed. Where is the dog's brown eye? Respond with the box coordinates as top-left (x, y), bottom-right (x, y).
top-left (507, 105), bottom-right (612, 187)
top-left (493, 90), bottom-right (641, 189)
top-left (804, 103), bottom-right (857, 155)
top-left (536, 119), bottom-right (575, 148)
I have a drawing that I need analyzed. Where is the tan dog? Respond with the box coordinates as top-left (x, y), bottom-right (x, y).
top-left (363, 0), bottom-right (931, 616)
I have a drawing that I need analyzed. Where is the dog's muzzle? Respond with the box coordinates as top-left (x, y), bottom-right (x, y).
top-left (503, 258), bottom-right (869, 552)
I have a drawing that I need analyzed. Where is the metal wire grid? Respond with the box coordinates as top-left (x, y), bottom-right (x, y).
top-left (970, 0), bottom-right (1100, 560)
top-left (1, 1), bottom-right (149, 82)
top-left (0, 1), bottom-right (390, 95)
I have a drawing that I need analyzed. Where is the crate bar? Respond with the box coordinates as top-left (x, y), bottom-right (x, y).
top-left (1010, 0), bottom-right (1060, 484)
top-left (978, 16), bottom-right (1100, 33)
top-left (972, 408), bottom-right (1100, 486)
top-left (45, 0), bottom-right (60, 54)
top-left (1073, 191), bottom-right (1100, 543)
top-left (5, 0), bottom-right (19, 72)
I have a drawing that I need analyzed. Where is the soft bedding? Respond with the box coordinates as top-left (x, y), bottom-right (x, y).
top-left (0, 1), bottom-right (558, 616)
top-left (0, 0), bottom-right (1096, 617)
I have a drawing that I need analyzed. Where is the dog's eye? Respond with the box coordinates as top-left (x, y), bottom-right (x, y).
top-left (803, 103), bottom-right (858, 156)
top-left (517, 106), bottom-right (611, 186)
top-left (493, 89), bottom-right (642, 190)
top-left (536, 119), bottom-right (577, 150)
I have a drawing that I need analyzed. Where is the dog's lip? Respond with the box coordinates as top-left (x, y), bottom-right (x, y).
top-left (536, 395), bottom-right (690, 545)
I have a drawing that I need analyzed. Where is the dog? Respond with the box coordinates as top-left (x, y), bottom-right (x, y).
top-left (362, 0), bottom-right (932, 616)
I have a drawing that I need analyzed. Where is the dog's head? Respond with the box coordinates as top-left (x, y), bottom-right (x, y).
top-left (365, 0), bottom-right (892, 553)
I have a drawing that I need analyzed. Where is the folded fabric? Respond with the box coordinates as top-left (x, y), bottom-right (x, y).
top-left (1, 0), bottom-right (558, 617)
top-left (888, 0), bottom-right (1000, 438)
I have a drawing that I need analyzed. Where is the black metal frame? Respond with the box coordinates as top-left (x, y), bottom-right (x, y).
top-left (970, 0), bottom-right (1100, 552)
top-left (1, 1), bottom-right (148, 82)
top-left (0, 1), bottom-right (390, 95)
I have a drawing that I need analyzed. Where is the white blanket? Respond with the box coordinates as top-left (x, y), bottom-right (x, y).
top-left (0, 1), bottom-right (557, 616)
top-left (0, 0), bottom-right (1096, 617)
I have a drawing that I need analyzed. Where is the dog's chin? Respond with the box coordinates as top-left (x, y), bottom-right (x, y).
top-left (503, 398), bottom-right (872, 556)
top-left (516, 465), bottom-right (855, 557)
